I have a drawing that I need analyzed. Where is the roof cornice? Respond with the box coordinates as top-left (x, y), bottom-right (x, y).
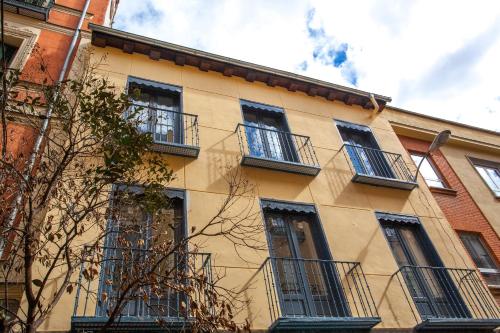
top-left (89, 23), bottom-right (391, 111)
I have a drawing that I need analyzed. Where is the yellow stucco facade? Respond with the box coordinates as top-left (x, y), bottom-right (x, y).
top-left (28, 28), bottom-right (500, 332)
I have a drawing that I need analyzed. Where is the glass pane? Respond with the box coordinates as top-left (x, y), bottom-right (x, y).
top-left (411, 154), bottom-right (445, 188)
top-left (460, 233), bottom-right (498, 269)
top-left (130, 91), bottom-right (151, 133)
top-left (476, 165), bottom-right (500, 196)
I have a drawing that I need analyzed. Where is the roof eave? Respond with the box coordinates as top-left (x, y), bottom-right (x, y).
top-left (88, 23), bottom-right (392, 111)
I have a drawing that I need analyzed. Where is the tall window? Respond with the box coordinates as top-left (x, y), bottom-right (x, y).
top-left (242, 100), bottom-right (297, 162)
top-left (127, 77), bottom-right (182, 145)
top-left (378, 213), bottom-right (469, 319)
top-left (459, 233), bottom-right (500, 286)
top-left (471, 160), bottom-right (500, 197)
top-left (410, 153), bottom-right (446, 188)
top-left (336, 120), bottom-right (394, 179)
top-left (99, 186), bottom-right (185, 317)
top-left (262, 200), bottom-right (347, 318)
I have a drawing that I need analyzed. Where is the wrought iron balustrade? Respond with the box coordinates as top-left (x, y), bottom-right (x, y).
top-left (235, 123), bottom-right (320, 176)
top-left (340, 143), bottom-right (417, 190)
top-left (245, 257), bottom-right (380, 331)
top-left (72, 248), bottom-right (212, 332)
top-left (4, 0), bottom-right (54, 20)
top-left (393, 265), bottom-right (500, 330)
top-left (128, 104), bottom-right (199, 157)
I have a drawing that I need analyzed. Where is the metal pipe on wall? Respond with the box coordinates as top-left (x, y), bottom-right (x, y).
top-left (0, 0), bottom-right (92, 254)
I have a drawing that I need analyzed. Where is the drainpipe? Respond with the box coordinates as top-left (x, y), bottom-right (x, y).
top-left (0, 0), bottom-right (92, 255)
top-left (369, 94), bottom-right (380, 117)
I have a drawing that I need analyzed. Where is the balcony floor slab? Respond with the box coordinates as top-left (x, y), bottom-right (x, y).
top-left (352, 173), bottom-right (418, 190)
top-left (416, 318), bottom-right (500, 332)
top-left (269, 316), bottom-right (381, 332)
top-left (241, 155), bottom-right (320, 176)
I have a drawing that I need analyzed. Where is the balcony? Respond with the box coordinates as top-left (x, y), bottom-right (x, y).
top-left (131, 104), bottom-right (200, 158)
top-left (340, 143), bottom-right (417, 190)
top-left (393, 265), bottom-right (500, 331)
top-left (4, 0), bottom-right (54, 20)
top-left (71, 249), bottom-right (212, 332)
top-left (235, 124), bottom-right (320, 176)
top-left (245, 257), bottom-right (380, 331)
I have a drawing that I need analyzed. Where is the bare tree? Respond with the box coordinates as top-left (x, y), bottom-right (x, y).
top-left (0, 49), bottom-right (262, 333)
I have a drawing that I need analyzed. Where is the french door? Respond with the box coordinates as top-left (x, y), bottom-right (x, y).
top-left (243, 110), bottom-right (298, 162)
top-left (338, 127), bottom-right (395, 179)
top-left (265, 212), bottom-right (348, 317)
top-left (130, 88), bottom-right (183, 145)
top-left (382, 223), bottom-right (469, 319)
top-left (98, 191), bottom-right (185, 317)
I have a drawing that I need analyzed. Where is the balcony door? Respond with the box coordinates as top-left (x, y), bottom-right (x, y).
top-left (128, 78), bottom-right (182, 145)
top-left (243, 106), bottom-right (298, 162)
top-left (265, 209), bottom-right (348, 318)
top-left (336, 121), bottom-right (394, 179)
top-left (381, 220), bottom-right (469, 319)
top-left (98, 187), bottom-right (185, 318)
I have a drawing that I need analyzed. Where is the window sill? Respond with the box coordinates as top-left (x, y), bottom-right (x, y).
top-left (429, 186), bottom-right (457, 196)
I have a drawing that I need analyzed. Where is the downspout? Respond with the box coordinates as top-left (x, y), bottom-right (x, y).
top-left (370, 94), bottom-right (380, 117)
top-left (0, 0), bottom-right (92, 254)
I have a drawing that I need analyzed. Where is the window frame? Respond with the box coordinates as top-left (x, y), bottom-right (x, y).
top-left (126, 76), bottom-right (184, 145)
top-left (240, 100), bottom-right (298, 162)
top-left (458, 232), bottom-right (500, 275)
top-left (409, 151), bottom-right (448, 189)
top-left (467, 156), bottom-right (500, 198)
top-left (1, 24), bottom-right (37, 71)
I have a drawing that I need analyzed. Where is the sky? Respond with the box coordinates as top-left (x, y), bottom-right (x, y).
top-left (114, 0), bottom-right (500, 132)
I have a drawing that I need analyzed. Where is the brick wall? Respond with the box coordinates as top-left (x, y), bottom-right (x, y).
top-left (397, 135), bottom-right (500, 262)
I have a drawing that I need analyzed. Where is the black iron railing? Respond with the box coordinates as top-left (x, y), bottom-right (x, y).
top-left (128, 104), bottom-right (199, 157)
top-left (235, 124), bottom-right (320, 174)
top-left (247, 257), bottom-right (379, 323)
top-left (72, 248), bottom-right (212, 323)
top-left (393, 265), bottom-right (500, 322)
top-left (340, 143), bottom-right (417, 189)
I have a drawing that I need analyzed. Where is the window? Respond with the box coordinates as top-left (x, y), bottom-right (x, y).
top-left (378, 213), bottom-right (469, 319)
top-left (127, 77), bottom-right (183, 145)
top-left (262, 200), bottom-right (347, 318)
top-left (98, 186), bottom-right (185, 317)
top-left (410, 153), bottom-right (446, 188)
top-left (459, 233), bottom-right (500, 286)
top-left (0, 43), bottom-right (19, 67)
top-left (241, 100), bottom-right (297, 162)
top-left (471, 160), bottom-right (500, 197)
top-left (336, 120), bottom-right (395, 179)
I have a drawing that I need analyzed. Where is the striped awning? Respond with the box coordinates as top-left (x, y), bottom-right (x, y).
top-left (114, 185), bottom-right (184, 200)
top-left (376, 212), bottom-right (420, 225)
top-left (240, 99), bottom-right (284, 114)
top-left (335, 120), bottom-right (372, 133)
top-left (166, 189), bottom-right (184, 200)
top-left (261, 199), bottom-right (316, 214)
top-left (128, 76), bottom-right (182, 93)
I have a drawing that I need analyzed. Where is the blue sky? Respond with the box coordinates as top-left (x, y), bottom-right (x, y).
top-left (114, 0), bottom-right (500, 131)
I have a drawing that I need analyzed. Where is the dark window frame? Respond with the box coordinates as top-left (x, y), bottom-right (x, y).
top-left (377, 213), bottom-right (470, 320)
top-left (260, 199), bottom-right (351, 318)
top-left (240, 100), bottom-right (299, 163)
top-left (126, 77), bottom-right (184, 145)
top-left (458, 232), bottom-right (500, 286)
top-left (97, 185), bottom-right (188, 317)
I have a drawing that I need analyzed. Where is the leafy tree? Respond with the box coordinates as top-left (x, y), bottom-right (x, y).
top-left (0, 50), bottom-right (260, 333)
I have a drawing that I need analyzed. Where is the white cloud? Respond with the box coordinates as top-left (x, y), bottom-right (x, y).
top-left (114, 0), bottom-right (500, 131)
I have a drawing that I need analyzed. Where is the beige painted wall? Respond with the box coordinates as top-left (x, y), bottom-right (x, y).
top-left (39, 45), bottom-right (494, 332)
